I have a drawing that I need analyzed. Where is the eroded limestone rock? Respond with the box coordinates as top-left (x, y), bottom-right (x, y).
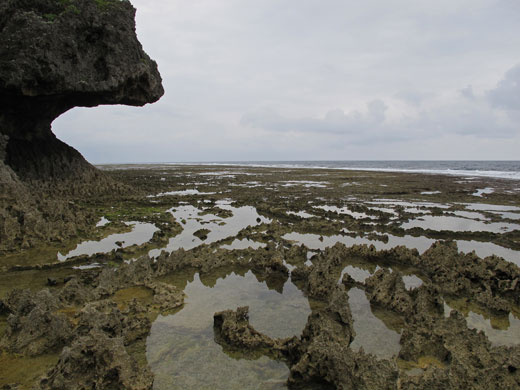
top-left (38, 330), bottom-right (154, 390)
top-left (0, 0), bottom-right (164, 253)
top-left (0, 289), bottom-right (73, 356)
top-left (0, 0), bottom-right (163, 181)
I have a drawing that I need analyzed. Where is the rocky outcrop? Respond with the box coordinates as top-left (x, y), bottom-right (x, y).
top-left (213, 286), bottom-right (399, 389)
top-left (364, 269), bottom-right (414, 314)
top-left (0, 289), bottom-right (73, 356)
top-left (0, 0), bottom-right (163, 181)
top-left (38, 330), bottom-right (154, 390)
top-left (399, 310), bottom-right (520, 389)
top-left (0, 0), bottom-right (164, 252)
top-left (213, 306), bottom-right (294, 360)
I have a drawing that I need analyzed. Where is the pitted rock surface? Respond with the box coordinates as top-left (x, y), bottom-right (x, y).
top-left (0, 0), bottom-right (163, 181)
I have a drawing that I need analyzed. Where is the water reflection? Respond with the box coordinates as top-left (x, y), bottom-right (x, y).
top-left (147, 271), bottom-right (310, 390)
top-left (221, 239), bottom-right (266, 250)
top-left (348, 288), bottom-right (401, 358)
top-left (401, 215), bottom-right (520, 233)
top-left (456, 240), bottom-right (520, 266)
top-left (444, 301), bottom-right (520, 347)
top-left (58, 222), bottom-right (158, 261)
top-left (283, 232), bottom-right (435, 254)
top-left (313, 205), bottom-right (376, 220)
top-left (149, 205), bottom-right (271, 257)
top-left (287, 210), bottom-right (315, 219)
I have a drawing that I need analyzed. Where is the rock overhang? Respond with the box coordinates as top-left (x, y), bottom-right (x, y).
top-left (0, 0), bottom-right (164, 180)
top-left (0, 0), bottom-right (164, 138)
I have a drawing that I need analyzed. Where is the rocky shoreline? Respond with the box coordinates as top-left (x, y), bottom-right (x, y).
top-left (1, 1), bottom-right (519, 388)
top-left (0, 164), bottom-right (519, 389)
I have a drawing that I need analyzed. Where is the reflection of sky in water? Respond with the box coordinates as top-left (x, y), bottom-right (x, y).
top-left (283, 231), bottom-right (520, 268)
top-left (401, 215), bottom-right (520, 233)
top-left (287, 210), bottom-right (315, 219)
top-left (95, 216), bottom-right (110, 227)
top-left (340, 265), bottom-right (373, 283)
top-left (456, 240), bottom-right (520, 266)
top-left (279, 180), bottom-right (328, 188)
top-left (472, 188), bottom-right (494, 197)
top-left (402, 274), bottom-right (423, 290)
top-left (368, 199), bottom-right (452, 209)
top-left (147, 271), bottom-right (310, 390)
top-left (489, 211), bottom-right (520, 220)
top-left (58, 222), bottom-right (158, 261)
top-left (221, 239), bottom-right (266, 250)
top-left (340, 266), bottom-right (422, 290)
top-left (451, 210), bottom-right (487, 220)
top-left (313, 205), bottom-right (375, 219)
top-left (464, 203), bottom-right (520, 212)
top-left (444, 303), bottom-right (520, 347)
top-left (283, 232), bottom-right (435, 254)
top-left (149, 204), bottom-right (271, 257)
top-left (348, 288), bottom-right (401, 358)
top-left (148, 189), bottom-right (216, 197)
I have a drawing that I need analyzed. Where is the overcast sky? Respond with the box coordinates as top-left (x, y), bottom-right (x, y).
top-left (53, 0), bottom-right (520, 163)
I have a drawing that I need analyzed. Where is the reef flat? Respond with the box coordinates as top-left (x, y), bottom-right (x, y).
top-left (1, 164), bottom-right (519, 389)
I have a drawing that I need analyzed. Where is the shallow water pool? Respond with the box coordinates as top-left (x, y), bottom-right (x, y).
top-left (147, 270), bottom-right (311, 390)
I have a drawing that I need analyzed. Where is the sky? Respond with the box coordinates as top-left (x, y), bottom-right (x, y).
top-left (53, 0), bottom-right (520, 163)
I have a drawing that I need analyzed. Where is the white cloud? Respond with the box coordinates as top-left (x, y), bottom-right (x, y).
top-left (52, 0), bottom-right (520, 162)
top-left (487, 64), bottom-right (520, 111)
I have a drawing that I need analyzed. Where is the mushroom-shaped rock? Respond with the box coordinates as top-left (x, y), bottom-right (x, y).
top-left (0, 0), bottom-right (164, 180)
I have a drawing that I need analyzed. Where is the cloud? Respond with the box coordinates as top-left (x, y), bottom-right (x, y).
top-left (52, 1), bottom-right (520, 162)
top-left (487, 63), bottom-right (520, 111)
top-left (241, 77), bottom-right (519, 145)
top-left (241, 100), bottom-right (388, 137)
top-left (459, 85), bottom-right (475, 100)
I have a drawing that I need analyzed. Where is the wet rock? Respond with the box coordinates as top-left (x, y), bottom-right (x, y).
top-left (59, 277), bottom-right (95, 305)
top-left (399, 310), bottom-right (520, 389)
top-left (288, 337), bottom-right (398, 390)
top-left (292, 243), bottom-right (346, 300)
top-left (284, 244), bottom-right (308, 267)
top-left (212, 285), bottom-right (396, 389)
top-left (38, 330), bottom-right (153, 390)
top-left (250, 247), bottom-right (289, 278)
top-left (193, 228), bottom-right (210, 240)
top-left (146, 281), bottom-right (185, 313)
top-left (0, 289), bottom-right (73, 356)
top-left (63, 275), bottom-right (74, 284)
top-left (76, 300), bottom-right (150, 345)
top-left (120, 299), bottom-right (152, 345)
top-left (343, 241), bottom-right (520, 314)
top-left (410, 283), bottom-right (444, 315)
top-left (95, 256), bottom-right (154, 297)
top-left (419, 241), bottom-right (520, 311)
top-left (1, 288), bottom-right (58, 316)
top-left (1, 384), bottom-right (20, 390)
top-left (341, 272), bottom-right (358, 286)
top-left (213, 306), bottom-right (292, 359)
top-left (285, 285), bottom-right (396, 389)
top-left (0, 0), bottom-right (163, 182)
top-left (76, 301), bottom-right (126, 340)
top-left (0, 0), bottom-right (163, 253)
top-left (327, 286), bottom-right (355, 326)
top-left (364, 269), bottom-right (414, 315)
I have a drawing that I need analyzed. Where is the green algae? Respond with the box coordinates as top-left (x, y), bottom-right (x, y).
top-left (1, 164), bottom-right (520, 389)
top-left (0, 352), bottom-right (59, 390)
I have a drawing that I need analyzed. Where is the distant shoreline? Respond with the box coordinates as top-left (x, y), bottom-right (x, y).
top-left (96, 160), bottom-right (520, 181)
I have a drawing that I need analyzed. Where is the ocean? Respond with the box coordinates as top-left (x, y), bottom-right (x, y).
top-left (178, 161), bottom-right (520, 180)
